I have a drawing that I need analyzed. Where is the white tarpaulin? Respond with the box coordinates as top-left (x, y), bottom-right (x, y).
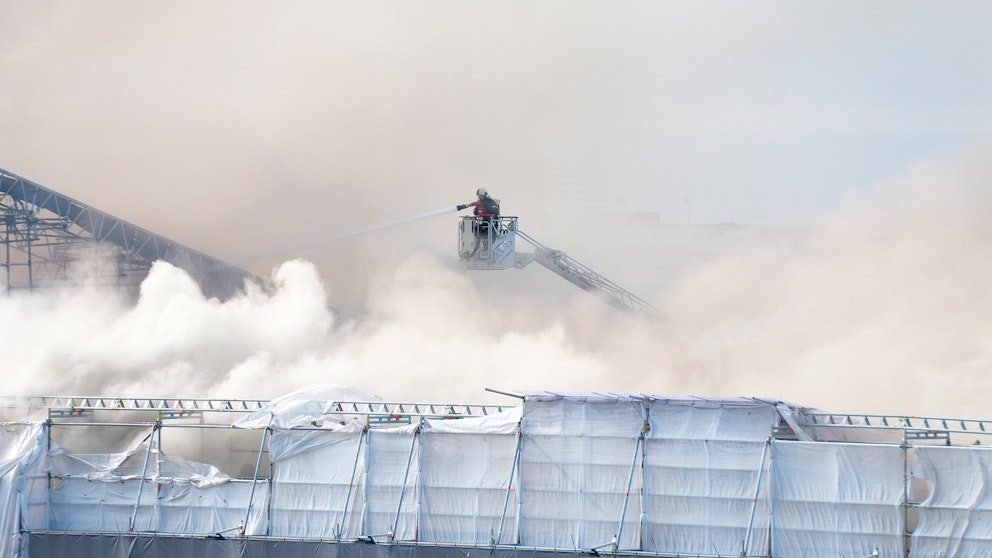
top-left (911, 446), bottom-right (992, 557)
top-left (41, 440), bottom-right (265, 535)
top-left (44, 442), bottom-right (159, 532)
top-left (519, 397), bottom-right (645, 550)
top-left (268, 422), bottom-right (423, 541)
top-left (27, 388), bottom-right (992, 558)
top-left (771, 441), bottom-right (904, 558)
top-left (43, 443), bottom-right (268, 534)
top-left (643, 402), bottom-right (776, 556)
top-left (158, 480), bottom-right (264, 535)
top-left (0, 423), bottom-right (44, 558)
top-left (267, 410), bottom-right (522, 543)
top-left (47, 442), bottom-right (231, 488)
top-left (233, 384), bottom-right (383, 430)
top-left (267, 423), bottom-right (368, 538)
top-left (16, 427), bottom-right (49, 537)
top-left (419, 410), bottom-right (520, 545)
top-left (49, 478), bottom-right (147, 532)
top-left (364, 425), bottom-right (421, 540)
top-left (47, 477), bottom-right (263, 535)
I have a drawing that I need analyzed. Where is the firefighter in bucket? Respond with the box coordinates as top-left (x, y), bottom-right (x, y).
top-left (456, 188), bottom-right (500, 237)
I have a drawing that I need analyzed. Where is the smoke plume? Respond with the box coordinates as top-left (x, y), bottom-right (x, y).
top-left (2, 140), bottom-right (992, 422)
top-left (3, 3), bottom-right (992, 420)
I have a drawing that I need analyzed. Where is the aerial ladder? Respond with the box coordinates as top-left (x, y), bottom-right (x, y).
top-left (458, 215), bottom-right (674, 328)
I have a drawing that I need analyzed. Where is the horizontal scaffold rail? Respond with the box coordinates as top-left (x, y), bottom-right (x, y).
top-left (1, 396), bottom-right (270, 413)
top-left (0, 396), bottom-right (515, 421)
top-left (329, 400), bottom-right (514, 418)
top-left (801, 411), bottom-right (992, 435)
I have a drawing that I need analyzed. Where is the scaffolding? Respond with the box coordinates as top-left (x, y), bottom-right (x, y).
top-left (0, 167), bottom-right (260, 298)
top-left (8, 394), bottom-right (991, 444)
top-left (0, 395), bottom-right (512, 423)
top-left (4, 393), bottom-right (992, 557)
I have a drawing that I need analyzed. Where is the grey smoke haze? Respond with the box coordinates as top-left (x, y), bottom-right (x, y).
top-left (2, 3), bottom-right (992, 417)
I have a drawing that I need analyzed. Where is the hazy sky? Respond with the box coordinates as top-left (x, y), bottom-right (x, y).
top-left (3, 2), bottom-right (992, 417)
top-left (4, 3), bottom-right (991, 227)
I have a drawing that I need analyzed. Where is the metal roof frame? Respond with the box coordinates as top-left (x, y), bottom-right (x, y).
top-left (0, 167), bottom-right (261, 298)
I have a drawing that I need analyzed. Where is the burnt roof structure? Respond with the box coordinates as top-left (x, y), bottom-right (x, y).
top-left (0, 167), bottom-right (260, 298)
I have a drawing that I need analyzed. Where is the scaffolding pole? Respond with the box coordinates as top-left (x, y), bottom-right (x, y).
top-left (614, 426), bottom-right (646, 552)
top-left (242, 423), bottom-right (271, 537)
top-left (129, 423), bottom-right (159, 532)
top-left (337, 426), bottom-right (368, 540)
top-left (495, 426), bottom-right (523, 546)
top-left (743, 439), bottom-right (771, 556)
top-left (391, 424), bottom-right (421, 541)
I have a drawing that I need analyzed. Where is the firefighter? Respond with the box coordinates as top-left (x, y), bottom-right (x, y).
top-left (457, 188), bottom-right (500, 220)
top-left (457, 188), bottom-right (500, 241)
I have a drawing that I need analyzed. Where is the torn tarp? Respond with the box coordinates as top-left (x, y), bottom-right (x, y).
top-left (233, 383), bottom-right (381, 429)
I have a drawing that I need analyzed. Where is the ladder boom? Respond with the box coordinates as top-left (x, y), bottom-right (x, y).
top-left (515, 228), bottom-right (673, 326)
top-left (457, 216), bottom-right (672, 327)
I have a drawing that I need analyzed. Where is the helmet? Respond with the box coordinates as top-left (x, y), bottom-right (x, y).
top-left (476, 188), bottom-right (488, 197)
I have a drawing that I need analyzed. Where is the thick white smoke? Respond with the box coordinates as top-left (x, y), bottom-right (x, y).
top-left (3, 3), bottom-right (992, 422)
top-left (663, 145), bottom-right (992, 418)
top-left (3, 143), bottom-right (992, 420)
top-left (0, 255), bottom-right (638, 404)
top-left (0, 259), bottom-right (327, 397)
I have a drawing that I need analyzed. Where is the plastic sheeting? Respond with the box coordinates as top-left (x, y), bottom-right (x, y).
top-left (234, 384), bottom-right (383, 430)
top-left (27, 390), bottom-right (992, 558)
top-left (364, 426), bottom-right (421, 541)
top-left (643, 402), bottom-right (776, 556)
top-left (268, 422), bottom-right (366, 538)
top-left (265, 396), bottom-right (784, 553)
top-left (47, 442), bottom-right (231, 488)
top-left (420, 412), bottom-right (520, 545)
top-left (0, 423), bottom-right (44, 558)
top-left (274, 423), bottom-right (425, 540)
top-left (911, 446), bottom-right (992, 557)
top-left (36, 440), bottom-right (266, 536)
top-left (770, 441), bottom-right (904, 558)
top-left (267, 410), bottom-right (522, 543)
top-left (520, 397), bottom-right (645, 550)
top-left (47, 478), bottom-right (263, 535)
